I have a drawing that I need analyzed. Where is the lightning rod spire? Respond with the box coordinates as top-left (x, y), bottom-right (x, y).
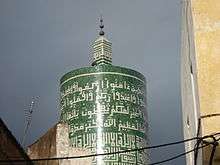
top-left (99, 15), bottom-right (105, 36)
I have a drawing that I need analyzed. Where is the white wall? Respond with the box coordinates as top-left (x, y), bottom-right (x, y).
top-left (181, 1), bottom-right (202, 164)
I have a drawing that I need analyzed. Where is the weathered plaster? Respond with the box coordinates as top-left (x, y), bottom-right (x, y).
top-left (27, 123), bottom-right (92, 165)
top-left (191, 0), bottom-right (220, 136)
top-left (182, 0), bottom-right (220, 164)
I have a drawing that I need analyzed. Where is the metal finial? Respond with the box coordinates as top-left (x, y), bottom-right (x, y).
top-left (99, 15), bottom-right (105, 36)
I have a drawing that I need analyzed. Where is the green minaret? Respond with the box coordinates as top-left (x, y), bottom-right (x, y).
top-left (60, 17), bottom-right (149, 165)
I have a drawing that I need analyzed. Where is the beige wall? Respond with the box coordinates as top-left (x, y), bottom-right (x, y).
top-left (28, 123), bottom-right (58, 165)
top-left (182, 0), bottom-right (220, 164)
top-left (191, 0), bottom-right (220, 137)
top-left (28, 123), bottom-right (92, 165)
top-left (184, 0), bottom-right (220, 164)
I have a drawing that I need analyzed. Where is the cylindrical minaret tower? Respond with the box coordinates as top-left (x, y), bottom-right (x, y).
top-left (60, 18), bottom-right (149, 165)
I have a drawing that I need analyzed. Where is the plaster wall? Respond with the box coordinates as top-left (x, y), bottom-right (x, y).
top-left (190, 0), bottom-right (220, 164)
top-left (181, 1), bottom-right (201, 164)
top-left (27, 123), bottom-right (92, 165)
top-left (0, 118), bottom-right (32, 165)
top-left (181, 0), bottom-right (220, 164)
top-left (190, 0), bottom-right (220, 136)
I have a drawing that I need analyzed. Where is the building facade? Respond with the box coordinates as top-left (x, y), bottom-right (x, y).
top-left (60, 19), bottom-right (149, 164)
top-left (28, 122), bottom-right (92, 165)
top-left (181, 0), bottom-right (220, 164)
top-left (0, 118), bottom-right (32, 165)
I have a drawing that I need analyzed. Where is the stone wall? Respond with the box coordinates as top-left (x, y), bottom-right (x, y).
top-left (28, 122), bottom-right (92, 165)
top-left (28, 123), bottom-right (58, 165)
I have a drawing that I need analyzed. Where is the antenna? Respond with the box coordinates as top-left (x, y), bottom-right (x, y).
top-left (22, 97), bottom-right (37, 147)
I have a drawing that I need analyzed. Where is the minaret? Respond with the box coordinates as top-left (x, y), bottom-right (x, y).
top-left (60, 18), bottom-right (149, 165)
top-left (92, 17), bottom-right (112, 66)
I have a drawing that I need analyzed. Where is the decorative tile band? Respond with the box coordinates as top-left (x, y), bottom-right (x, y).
top-left (60, 67), bottom-right (148, 164)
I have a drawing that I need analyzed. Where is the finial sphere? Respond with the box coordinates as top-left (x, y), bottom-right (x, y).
top-left (99, 15), bottom-right (105, 36)
top-left (99, 30), bottom-right (105, 36)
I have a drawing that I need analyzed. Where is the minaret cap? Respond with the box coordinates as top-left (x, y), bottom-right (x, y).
top-left (99, 16), bottom-right (105, 36)
top-left (91, 16), bottom-right (112, 66)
